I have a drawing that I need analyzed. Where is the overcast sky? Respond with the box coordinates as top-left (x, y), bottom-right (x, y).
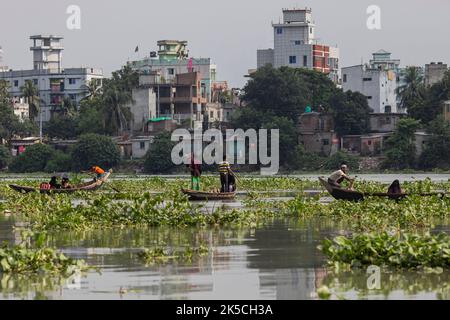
top-left (1, 0), bottom-right (449, 87)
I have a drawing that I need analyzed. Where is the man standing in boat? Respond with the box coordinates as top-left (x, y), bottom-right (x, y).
top-left (328, 164), bottom-right (355, 190)
top-left (219, 155), bottom-right (232, 193)
top-left (187, 153), bottom-right (202, 191)
top-left (90, 166), bottom-right (106, 180)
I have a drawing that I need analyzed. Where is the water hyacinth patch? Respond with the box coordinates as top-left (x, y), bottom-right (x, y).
top-left (137, 244), bottom-right (209, 265)
top-left (0, 230), bottom-right (89, 275)
top-left (320, 232), bottom-right (450, 269)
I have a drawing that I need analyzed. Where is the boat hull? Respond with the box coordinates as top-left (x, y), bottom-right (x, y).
top-left (182, 189), bottom-right (236, 201)
top-left (9, 170), bottom-right (112, 194)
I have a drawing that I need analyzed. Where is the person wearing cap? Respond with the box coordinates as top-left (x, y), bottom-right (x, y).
top-left (61, 174), bottom-right (72, 189)
top-left (328, 164), bottom-right (355, 189)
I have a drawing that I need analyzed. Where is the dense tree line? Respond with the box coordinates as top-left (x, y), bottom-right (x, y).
top-left (231, 66), bottom-right (370, 170)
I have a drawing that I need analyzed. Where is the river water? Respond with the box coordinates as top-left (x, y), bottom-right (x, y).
top-left (0, 216), bottom-right (448, 300)
top-left (0, 174), bottom-right (449, 300)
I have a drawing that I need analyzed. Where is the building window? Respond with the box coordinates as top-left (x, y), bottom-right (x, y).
top-left (210, 111), bottom-right (214, 119)
top-left (33, 79), bottom-right (38, 85)
top-left (168, 68), bottom-right (175, 75)
top-left (303, 55), bottom-right (308, 67)
top-left (343, 74), bottom-right (347, 83)
top-left (363, 77), bottom-right (373, 81)
top-left (323, 139), bottom-right (330, 146)
top-left (310, 27), bottom-right (313, 34)
top-left (367, 96), bottom-right (373, 100)
top-left (289, 56), bottom-right (297, 64)
top-left (69, 78), bottom-right (77, 85)
top-left (276, 28), bottom-right (283, 34)
top-left (14, 80), bottom-right (19, 87)
top-left (140, 142), bottom-right (145, 150)
top-left (294, 40), bottom-right (302, 45)
top-left (69, 94), bottom-right (77, 101)
top-left (385, 106), bottom-right (392, 113)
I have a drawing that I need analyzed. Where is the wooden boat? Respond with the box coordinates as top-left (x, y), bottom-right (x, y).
top-left (182, 189), bottom-right (236, 201)
top-left (9, 170), bottom-right (113, 194)
top-left (319, 177), bottom-right (448, 201)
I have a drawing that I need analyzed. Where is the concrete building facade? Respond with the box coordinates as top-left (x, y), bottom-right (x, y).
top-left (0, 35), bottom-right (103, 122)
top-left (257, 8), bottom-right (340, 83)
top-left (425, 62), bottom-right (448, 87)
top-left (342, 50), bottom-right (399, 114)
top-left (297, 112), bottom-right (339, 156)
top-left (130, 40), bottom-right (217, 103)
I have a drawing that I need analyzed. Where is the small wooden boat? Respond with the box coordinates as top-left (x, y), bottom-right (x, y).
top-left (9, 170), bottom-right (113, 194)
top-left (319, 177), bottom-right (406, 202)
top-left (319, 177), bottom-right (448, 201)
top-left (182, 189), bottom-right (236, 201)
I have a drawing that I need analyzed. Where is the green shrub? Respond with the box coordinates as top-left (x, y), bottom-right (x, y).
top-left (9, 143), bottom-right (55, 173)
top-left (0, 145), bottom-right (11, 169)
top-left (144, 132), bottom-right (176, 174)
top-left (71, 134), bottom-right (121, 171)
top-left (324, 152), bottom-right (360, 171)
top-left (44, 151), bottom-right (72, 173)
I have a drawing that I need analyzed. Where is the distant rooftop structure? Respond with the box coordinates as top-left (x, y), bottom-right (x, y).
top-left (369, 49), bottom-right (400, 71)
top-left (30, 35), bottom-right (64, 72)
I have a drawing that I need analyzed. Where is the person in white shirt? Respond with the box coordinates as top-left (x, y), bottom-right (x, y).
top-left (328, 164), bottom-right (355, 189)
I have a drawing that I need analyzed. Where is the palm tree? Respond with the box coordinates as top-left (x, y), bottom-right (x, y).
top-left (81, 78), bottom-right (103, 101)
top-left (60, 97), bottom-right (77, 117)
top-left (0, 80), bottom-right (10, 105)
top-left (101, 84), bottom-right (133, 134)
top-left (397, 66), bottom-right (425, 111)
top-left (20, 80), bottom-right (40, 120)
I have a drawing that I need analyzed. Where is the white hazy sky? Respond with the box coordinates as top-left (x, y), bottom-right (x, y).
top-left (1, 0), bottom-right (449, 87)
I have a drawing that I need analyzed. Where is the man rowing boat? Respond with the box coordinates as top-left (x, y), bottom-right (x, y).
top-left (328, 164), bottom-right (355, 190)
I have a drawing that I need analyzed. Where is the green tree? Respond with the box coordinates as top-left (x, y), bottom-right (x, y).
top-left (101, 84), bottom-right (133, 134)
top-left (44, 151), bottom-right (72, 173)
top-left (0, 145), bottom-right (11, 170)
top-left (71, 134), bottom-right (121, 171)
top-left (261, 116), bottom-right (298, 168)
top-left (382, 118), bottom-right (420, 169)
top-left (329, 91), bottom-right (371, 136)
top-left (323, 151), bottom-right (360, 171)
top-left (44, 114), bottom-right (77, 139)
top-left (9, 143), bottom-right (55, 173)
top-left (144, 132), bottom-right (176, 174)
top-left (80, 79), bottom-right (103, 102)
top-left (243, 65), bottom-right (310, 121)
top-left (419, 117), bottom-right (450, 169)
top-left (397, 66), bottom-right (425, 113)
top-left (20, 80), bottom-right (40, 121)
top-left (75, 102), bottom-right (107, 136)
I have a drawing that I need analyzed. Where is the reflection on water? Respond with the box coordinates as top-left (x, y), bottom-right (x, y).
top-left (1, 217), bottom-right (449, 300)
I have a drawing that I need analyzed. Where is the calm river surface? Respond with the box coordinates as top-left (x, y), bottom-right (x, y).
top-left (0, 174), bottom-right (449, 300)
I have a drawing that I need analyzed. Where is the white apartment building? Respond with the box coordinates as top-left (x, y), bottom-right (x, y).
top-left (342, 50), bottom-right (399, 114)
top-left (130, 40), bottom-right (217, 103)
top-left (0, 35), bottom-right (103, 122)
top-left (257, 8), bottom-right (340, 83)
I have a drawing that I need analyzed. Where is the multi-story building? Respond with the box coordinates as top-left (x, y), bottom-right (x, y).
top-left (342, 50), bottom-right (399, 114)
top-left (130, 40), bottom-right (218, 103)
top-left (0, 35), bottom-right (103, 122)
top-left (425, 62), bottom-right (448, 87)
top-left (257, 8), bottom-right (340, 83)
top-left (128, 71), bottom-right (207, 132)
top-left (11, 97), bottom-right (29, 122)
